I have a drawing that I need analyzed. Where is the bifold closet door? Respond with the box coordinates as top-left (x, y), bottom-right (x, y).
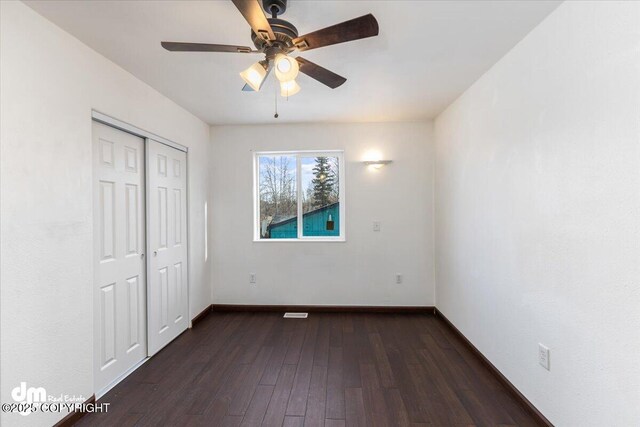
top-left (146, 139), bottom-right (188, 356)
top-left (93, 121), bottom-right (147, 394)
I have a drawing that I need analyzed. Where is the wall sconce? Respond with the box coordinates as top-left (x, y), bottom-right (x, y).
top-left (363, 160), bottom-right (392, 169)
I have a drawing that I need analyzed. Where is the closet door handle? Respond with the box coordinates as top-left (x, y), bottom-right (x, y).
top-left (153, 251), bottom-right (158, 257)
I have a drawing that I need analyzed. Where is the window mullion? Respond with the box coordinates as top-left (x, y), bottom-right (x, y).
top-left (296, 155), bottom-right (303, 239)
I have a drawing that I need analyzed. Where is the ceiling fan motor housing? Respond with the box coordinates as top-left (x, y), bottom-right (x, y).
top-left (251, 17), bottom-right (298, 56)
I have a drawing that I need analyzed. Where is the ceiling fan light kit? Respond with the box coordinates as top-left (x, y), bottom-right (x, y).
top-left (280, 79), bottom-right (301, 97)
top-left (162, 0), bottom-right (379, 114)
top-left (274, 53), bottom-right (299, 82)
top-left (240, 60), bottom-right (269, 91)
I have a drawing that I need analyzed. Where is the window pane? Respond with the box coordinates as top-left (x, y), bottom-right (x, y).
top-left (258, 155), bottom-right (297, 239)
top-left (301, 156), bottom-right (340, 237)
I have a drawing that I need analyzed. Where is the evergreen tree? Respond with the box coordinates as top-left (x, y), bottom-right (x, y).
top-left (311, 157), bottom-right (335, 208)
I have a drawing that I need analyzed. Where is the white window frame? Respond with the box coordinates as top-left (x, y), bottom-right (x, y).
top-left (253, 150), bottom-right (346, 242)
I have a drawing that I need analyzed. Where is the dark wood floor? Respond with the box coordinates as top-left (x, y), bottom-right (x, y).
top-left (77, 312), bottom-right (542, 426)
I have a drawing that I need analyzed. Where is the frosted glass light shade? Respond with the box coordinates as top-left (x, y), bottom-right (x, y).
top-left (240, 61), bottom-right (267, 91)
top-left (280, 79), bottom-right (301, 97)
top-left (274, 54), bottom-right (299, 82)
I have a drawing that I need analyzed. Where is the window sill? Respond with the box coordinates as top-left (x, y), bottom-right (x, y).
top-left (253, 238), bottom-right (346, 243)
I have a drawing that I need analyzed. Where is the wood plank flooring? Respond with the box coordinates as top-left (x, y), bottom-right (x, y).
top-left (76, 312), bottom-right (543, 426)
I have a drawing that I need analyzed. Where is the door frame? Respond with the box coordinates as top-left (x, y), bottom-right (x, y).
top-left (91, 110), bottom-right (191, 397)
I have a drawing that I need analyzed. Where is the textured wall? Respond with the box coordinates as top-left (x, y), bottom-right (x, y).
top-left (210, 122), bottom-right (435, 307)
top-left (434, 2), bottom-right (640, 425)
top-left (0, 3), bottom-right (211, 426)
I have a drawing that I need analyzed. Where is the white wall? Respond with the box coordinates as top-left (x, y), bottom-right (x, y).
top-left (434, 2), bottom-right (640, 426)
top-left (0, 2), bottom-right (211, 426)
top-left (210, 122), bottom-right (434, 307)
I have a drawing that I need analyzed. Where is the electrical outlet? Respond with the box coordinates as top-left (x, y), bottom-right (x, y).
top-left (249, 273), bottom-right (256, 284)
top-left (538, 343), bottom-right (550, 370)
top-left (396, 273), bottom-right (402, 284)
top-left (373, 221), bottom-right (381, 232)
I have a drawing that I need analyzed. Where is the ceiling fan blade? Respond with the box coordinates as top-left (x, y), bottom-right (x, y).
top-left (296, 57), bottom-right (346, 89)
top-left (161, 42), bottom-right (257, 53)
top-left (292, 14), bottom-right (379, 52)
top-left (231, 0), bottom-right (276, 42)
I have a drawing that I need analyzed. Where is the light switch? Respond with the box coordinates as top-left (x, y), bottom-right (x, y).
top-left (538, 343), bottom-right (550, 370)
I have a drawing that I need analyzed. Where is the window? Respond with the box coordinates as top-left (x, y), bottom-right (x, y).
top-left (254, 151), bottom-right (345, 241)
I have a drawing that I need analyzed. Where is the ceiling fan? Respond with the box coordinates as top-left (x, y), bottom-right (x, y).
top-left (161, 0), bottom-right (379, 98)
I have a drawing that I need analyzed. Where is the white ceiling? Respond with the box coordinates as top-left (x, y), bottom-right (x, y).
top-left (26, 0), bottom-right (560, 125)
